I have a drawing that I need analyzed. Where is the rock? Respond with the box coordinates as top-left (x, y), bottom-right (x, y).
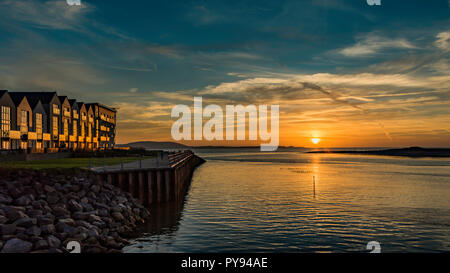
top-left (14, 217), bottom-right (37, 228)
top-left (81, 202), bottom-right (94, 211)
top-left (0, 194), bottom-right (12, 204)
top-left (30, 236), bottom-right (44, 243)
top-left (3, 207), bottom-right (27, 222)
top-left (27, 209), bottom-right (43, 218)
top-left (56, 223), bottom-right (77, 236)
top-left (68, 200), bottom-right (83, 212)
top-left (72, 212), bottom-right (90, 220)
top-left (53, 207), bottom-right (69, 217)
top-left (95, 203), bottom-right (109, 211)
top-left (47, 195), bottom-right (59, 205)
top-left (87, 229), bottom-right (99, 238)
top-left (58, 218), bottom-right (76, 226)
top-left (88, 214), bottom-right (102, 223)
top-left (111, 212), bottom-right (124, 222)
top-left (98, 209), bottom-right (109, 217)
top-left (0, 224), bottom-right (16, 235)
top-left (15, 195), bottom-right (34, 206)
top-left (40, 224), bottom-right (55, 234)
top-left (46, 235), bottom-right (61, 248)
top-left (1, 238), bottom-right (33, 253)
top-left (44, 185), bottom-right (55, 193)
top-left (90, 185), bottom-right (100, 193)
top-left (34, 240), bottom-right (49, 250)
top-left (25, 226), bottom-right (41, 237)
top-left (37, 215), bottom-right (54, 226)
top-left (0, 215), bottom-right (7, 224)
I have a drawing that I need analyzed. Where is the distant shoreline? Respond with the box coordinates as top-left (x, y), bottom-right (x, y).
top-left (307, 147), bottom-right (450, 158)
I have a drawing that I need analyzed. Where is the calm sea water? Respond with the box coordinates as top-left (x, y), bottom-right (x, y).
top-left (124, 148), bottom-right (450, 253)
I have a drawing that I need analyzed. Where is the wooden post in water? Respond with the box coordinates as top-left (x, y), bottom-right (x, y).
top-left (147, 171), bottom-right (154, 205)
top-left (128, 172), bottom-right (135, 197)
top-left (107, 173), bottom-right (113, 185)
top-left (138, 171), bottom-right (145, 204)
top-left (156, 170), bottom-right (162, 203)
top-left (165, 170), bottom-right (171, 202)
top-left (313, 176), bottom-right (316, 198)
top-left (118, 173), bottom-right (124, 190)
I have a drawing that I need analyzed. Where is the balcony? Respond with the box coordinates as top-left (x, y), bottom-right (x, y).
top-left (43, 133), bottom-right (51, 141)
top-left (10, 131), bottom-right (21, 140)
top-left (28, 132), bottom-right (37, 140)
top-left (64, 110), bottom-right (71, 118)
top-left (73, 113), bottom-right (79, 119)
top-left (59, 135), bottom-right (67, 141)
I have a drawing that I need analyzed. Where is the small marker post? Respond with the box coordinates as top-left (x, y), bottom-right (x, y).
top-left (313, 176), bottom-right (316, 198)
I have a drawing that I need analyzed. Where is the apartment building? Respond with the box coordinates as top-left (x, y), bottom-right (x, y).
top-left (0, 91), bottom-right (117, 151)
top-left (0, 91), bottom-right (16, 150)
top-left (86, 103), bottom-right (117, 150)
top-left (9, 93), bottom-right (33, 150)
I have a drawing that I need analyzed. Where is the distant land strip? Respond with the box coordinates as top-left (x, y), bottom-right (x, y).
top-left (307, 147), bottom-right (450, 158)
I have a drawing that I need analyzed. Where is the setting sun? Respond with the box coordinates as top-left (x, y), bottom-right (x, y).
top-left (312, 138), bottom-right (321, 144)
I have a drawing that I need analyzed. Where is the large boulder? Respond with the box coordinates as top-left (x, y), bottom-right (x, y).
top-left (1, 238), bottom-right (33, 253)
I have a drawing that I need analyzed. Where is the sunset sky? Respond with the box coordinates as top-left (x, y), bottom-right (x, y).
top-left (0, 0), bottom-right (449, 147)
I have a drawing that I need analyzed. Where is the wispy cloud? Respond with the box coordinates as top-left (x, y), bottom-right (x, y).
top-left (435, 31), bottom-right (450, 51)
top-left (0, 0), bottom-right (93, 31)
top-left (338, 34), bottom-right (417, 57)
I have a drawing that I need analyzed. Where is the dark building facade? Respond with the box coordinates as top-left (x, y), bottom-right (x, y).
top-left (0, 91), bottom-right (17, 150)
top-left (0, 91), bottom-right (117, 151)
top-left (86, 103), bottom-right (117, 149)
top-left (9, 93), bottom-right (33, 150)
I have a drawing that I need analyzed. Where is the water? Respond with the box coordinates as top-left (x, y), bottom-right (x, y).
top-left (124, 148), bottom-right (450, 253)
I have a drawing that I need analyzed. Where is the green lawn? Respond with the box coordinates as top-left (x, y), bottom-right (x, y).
top-left (1, 157), bottom-right (150, 170)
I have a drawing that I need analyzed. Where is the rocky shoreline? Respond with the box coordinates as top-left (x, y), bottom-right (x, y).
top-left (0, 169), bottom-right (150, 253)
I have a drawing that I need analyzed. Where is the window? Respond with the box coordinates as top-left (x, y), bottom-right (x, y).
top-left (64, 119), bottom-right (68, 136)
top-left (53, 104), bottom-right (60, 115)
top-left (81, 122), bottom-right (85, 137)
top-left (1, 106), bottom-right (11, 138)
top-left (36, 113), bottom-right (42, 136)
top-left (53, 116), bottom-right (58, 136)
top-left (73, 120), bottom-right (77, 137)
top-left (20, 110), bottom-right (28, 133)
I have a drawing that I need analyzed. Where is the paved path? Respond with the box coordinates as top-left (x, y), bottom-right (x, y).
top-left (90, 151), bottom-right (192, 173)
top-left (90, 157), bottom-right (169, 173)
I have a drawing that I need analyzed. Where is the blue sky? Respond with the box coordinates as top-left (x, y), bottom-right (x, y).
top-left (0, 0), bottom-right (449, 146)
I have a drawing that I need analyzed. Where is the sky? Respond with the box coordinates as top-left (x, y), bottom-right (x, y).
top-left (0, 0), bottom-right (449, 147)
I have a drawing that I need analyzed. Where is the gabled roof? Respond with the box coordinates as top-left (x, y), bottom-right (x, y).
top-left (9, 93), bottom-right (29, 107)
top-left (9, 92), bottom-right (58, 105)
top-left (86, 102), bottom-right (117, 112)
top-left (0, 90), bottom-right (8, 97)
top-left (58, 96), bottom-right (70, 105)
top-left (24, 96), bottom-right (42, 109)
top-left (77, 102), bottom-right (86, 111)
top-left (69, 99), bottom-right (79, 108)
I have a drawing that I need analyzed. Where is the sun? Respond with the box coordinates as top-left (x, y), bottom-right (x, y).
top-left (312, 138), bottom-right (320, 144)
